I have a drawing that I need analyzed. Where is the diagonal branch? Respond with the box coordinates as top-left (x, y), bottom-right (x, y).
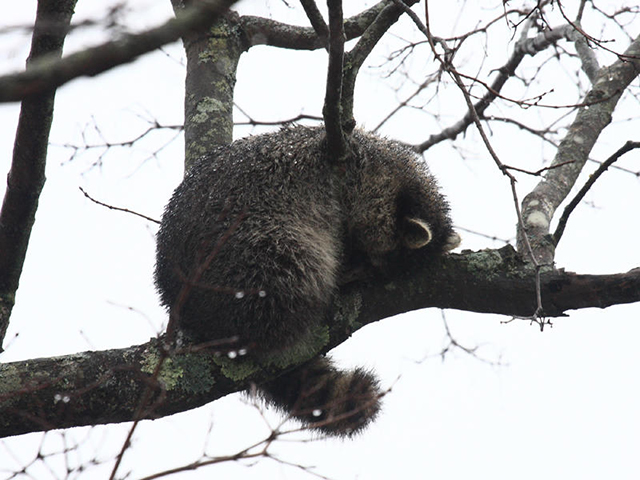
top-left (0, 0), bottom-right (78, 350)
top-left (300, 0), bottom-right (329, 47)
top-left (552, 141), bottom-right (640, 245)
top-left (517, 34), bottom-right (640, 263)
top-left (339, 0), bottom-right (419, 129)
top-left (0, 0), bottom-right (237, 103)
top-left (414, 23), bottom-right (582, 152)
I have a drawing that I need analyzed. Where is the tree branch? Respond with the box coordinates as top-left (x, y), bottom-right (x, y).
top-left (0, 0), bottom-right (78, 350)
top-left (414, 23), bottom-right (581, 152)
top-left (517, 34), bottom-right (640, 263)
top-left (340, 0), bottom-right (419, 128)
top-left (239, 1), bottom-right (388, 50)
top-left (552, 141), bottom-right (640, 245)
top-left (0, 0), bottom-right (237, 103)
top-left (300, 0), bottom-right (329, 48)
top-left (181, 11), bottom-right (246, 160)
top-left (1, 246), bottom-right (638, 438)
top-left (571, 21), bottom-right (600, 83)
top-left (323, 0), bottom-right (346, 159)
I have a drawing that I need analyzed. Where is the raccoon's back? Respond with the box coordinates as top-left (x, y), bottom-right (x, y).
top-left (154, 128), bottom-right (343, 351)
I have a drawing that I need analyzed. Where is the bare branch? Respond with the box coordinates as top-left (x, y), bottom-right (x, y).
top-left (557, 0), bottom-right (636, 61)
top-left (419, 2), bottom-right (548, 323)
top-left (323, 0), bottom-right (419, 149)
top-left (507, 161), bottom-right (576, 177)
top-left (59, 119), bottom-right (182, 167)
top-left (414, 23), bottom-right (586, 152)
top-left (571, 21), bottom-right (600, 83)
top-left (1, 247), bottom-right (639, 438)
top-left (240, 1), bottom-right (388, 50)
top-left (552, 141), bottom-right (640, 245)
top-left (233, 107), bottom-right (323, 126)
top-left (323, 0), bottom-right (346, 159)
top-left (340, 0), bottom-right (419, 128)
top-left (79, 187), bottom-right (160, 224)
top-left (300, 0), bottom-right (329, 47)
top-left (0, 0), bottom-right (77, 350)
top-left (0, 0), bottom-right (237, 103)
top-left (518, 34), bottom-right (640, 264)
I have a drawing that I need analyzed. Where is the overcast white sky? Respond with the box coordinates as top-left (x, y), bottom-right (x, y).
top-left (1, 1), bottom-right (640, 479)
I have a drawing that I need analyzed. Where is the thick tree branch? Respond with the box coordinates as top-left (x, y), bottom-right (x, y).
top-left (517, 34), bottom-right (640, 263)
top-left (180, 11), bottom-right (247, 160)
top-left (0, 0), bottom-right (389, 103)
top-left (300, 0), bottom-right (329, 47)
top-left (0, 0), bottom-right (77, 350)
top-left (1, 246), bottom-right (639, 438)
top-left (0, 0), bottom-right (237, 103)
top-left (239, 1), bottom-right (388, 50)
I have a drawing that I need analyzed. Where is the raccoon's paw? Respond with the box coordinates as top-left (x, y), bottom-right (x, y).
top-left (443, 232), bottom-right (461, 252)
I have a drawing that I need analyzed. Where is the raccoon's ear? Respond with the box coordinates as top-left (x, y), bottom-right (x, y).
top-left (402, 217), bottom-right (432, 249)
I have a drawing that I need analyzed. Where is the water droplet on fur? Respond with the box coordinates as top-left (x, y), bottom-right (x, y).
top-left (227, 351), bottom-right (237, 359)
top-left (258, 290), bottom-right (266, 297)
top-left (54, 393), bottom-right (70, 403)
top-left (235, 291), bottom-right (245, 299)
top-left (312, 409), bottom-right (322, 417)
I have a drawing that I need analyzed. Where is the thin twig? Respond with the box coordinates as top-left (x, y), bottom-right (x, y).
top-left (413, 19), bottom-right (606, 153)
top-left (552, 141), bottom-right (640, 245)
top-left (505, 160), bottom-right (576, 177)
top-left (420, 1), bottom-right (547, 323)
top-left (79, 187), bottom-right (160, 224)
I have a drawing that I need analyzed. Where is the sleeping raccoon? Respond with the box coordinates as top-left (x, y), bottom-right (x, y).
top-left (154, 126), bottom-right (459, 436)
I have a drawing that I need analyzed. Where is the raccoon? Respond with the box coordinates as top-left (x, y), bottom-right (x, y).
top-left (154, 126), bottom-right (459, 437)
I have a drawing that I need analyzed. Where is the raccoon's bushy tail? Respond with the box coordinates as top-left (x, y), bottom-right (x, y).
top-left (260, 357), bottom-right (381, 437)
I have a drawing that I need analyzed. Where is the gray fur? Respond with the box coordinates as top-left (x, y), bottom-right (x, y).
top-left (155, 126), bottom-right (458, 436)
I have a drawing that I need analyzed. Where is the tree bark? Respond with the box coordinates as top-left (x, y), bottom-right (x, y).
top-left (0, 0), bottom-right (78, 349)
top-left (518, 34), bottom-right (640, 263)
top-left (1, 246), bottom-right (638, 438)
